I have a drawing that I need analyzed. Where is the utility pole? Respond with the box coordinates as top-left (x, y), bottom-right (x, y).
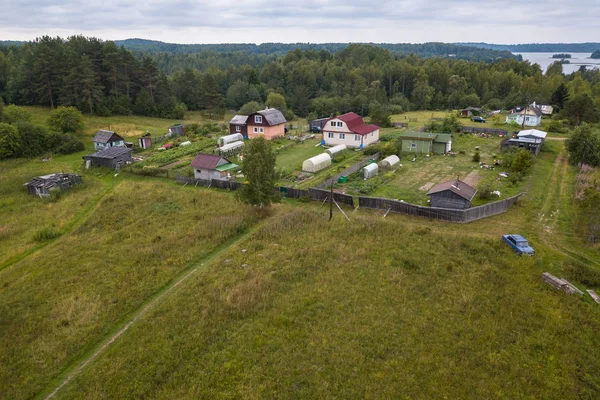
top-left (329, 182), bottom-right (333, 221)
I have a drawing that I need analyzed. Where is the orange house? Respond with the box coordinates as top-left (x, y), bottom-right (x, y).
top-left (246, 108), bottom-right (287, 140)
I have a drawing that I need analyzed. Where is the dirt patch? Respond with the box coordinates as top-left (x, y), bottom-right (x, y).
top-left (462, 170), bottom-right (481, 186)
top-left (419, 182), bottom-right (435, 191)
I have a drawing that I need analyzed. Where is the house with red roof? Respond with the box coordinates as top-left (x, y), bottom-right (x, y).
top-left (322, 112), bottom-right (379, 149)
top-left (190, 153), bottom-right (238, 181)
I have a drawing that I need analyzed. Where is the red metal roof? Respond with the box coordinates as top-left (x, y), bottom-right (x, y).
top-left (190, 153), bottom-right (228, 170)
top-left (328, 112), bottom-right (379, 135)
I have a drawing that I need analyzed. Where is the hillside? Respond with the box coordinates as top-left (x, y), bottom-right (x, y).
top-left (457, 42), bottom-right (600, 53)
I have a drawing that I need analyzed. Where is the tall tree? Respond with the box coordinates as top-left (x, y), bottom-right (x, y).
top-left (236, 137), bottom-right (280, 207)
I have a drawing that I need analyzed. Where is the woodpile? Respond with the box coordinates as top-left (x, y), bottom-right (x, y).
top-left (542, 273), bottom-right (584, 295)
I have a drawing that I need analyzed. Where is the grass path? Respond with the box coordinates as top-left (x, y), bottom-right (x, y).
top-left (37, 212), bottom-right (274, 400)
top-left (0, 181), bottom-right (116, 273)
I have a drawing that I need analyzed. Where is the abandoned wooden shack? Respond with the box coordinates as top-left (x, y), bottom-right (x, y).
top-left (24, 173), bottom-right (82, 197)
top-left (426, 179), bottom-right (477, 209)
top-left (138, 133), bottom-right (152, 149)
top-left (83, 147), bottom-right (133, 169)
top-left (500, 137), bottom-right (543, 156)
top-left (168, 124), bottom-right (186, 136)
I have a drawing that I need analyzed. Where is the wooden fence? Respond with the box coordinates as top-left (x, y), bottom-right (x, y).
top-left (317, 152), bottom-right (381, 189)
top-left (309, 188), bottom-right (355, 207)
top-left (358, 193), bottom-right (523, 223)
top-left (461, 126), bottom-right (510, 136)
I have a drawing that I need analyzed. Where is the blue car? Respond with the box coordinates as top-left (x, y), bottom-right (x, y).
top-left (502, 234), bottom-right (535, 256)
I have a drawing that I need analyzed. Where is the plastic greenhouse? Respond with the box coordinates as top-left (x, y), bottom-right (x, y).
top-left (302, 153), bottom-right (332, 173)
top-left (362, 163), bottom-right (378, 180)
top-left (219, 141), bottom-right (244, 157)
top-left (325, 144), bottom-right (347, 158)
top-left (379, 155), bottom-right (400, 171)
top-left (218, 133), bottom-right (244, 147)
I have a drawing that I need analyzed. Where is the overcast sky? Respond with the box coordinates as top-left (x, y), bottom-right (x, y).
top-left (1, 0), bottom-right (599, 44)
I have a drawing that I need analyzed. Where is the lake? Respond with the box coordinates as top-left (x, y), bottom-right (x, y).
top-left (514, 52), bottom-right (600, 74)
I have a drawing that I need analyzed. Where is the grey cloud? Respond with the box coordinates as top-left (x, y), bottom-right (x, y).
top-left (0, 0), bottom-right (598, 43)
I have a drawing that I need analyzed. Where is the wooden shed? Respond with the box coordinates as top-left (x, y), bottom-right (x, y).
top-left (138, 133), bottom-right (152, 149)
top-left (399, 132), bottom-right (437, 153)
top-left (83, 147), bottom-right (132, 169)
top-left (24, 173), bottom-right (82, 197)
top-left (432, 134), bottom-right (452, 154)
top-left (426, 179), bottom-right (477, 209)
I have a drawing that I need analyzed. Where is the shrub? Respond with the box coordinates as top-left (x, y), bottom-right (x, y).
top-left (472, 151), bottom-right (480, 162)
top-left (47, 106), bottom-right (85, 134)
top-left (477, 178), bottom-right (495, 200)
top-left (54, 133), bottom-right (85, 154)
top-left (33, 227), bottom-right (61, 242)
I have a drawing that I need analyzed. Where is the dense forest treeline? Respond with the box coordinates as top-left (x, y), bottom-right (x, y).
top-left (457, 42), bottom-right (600, 53)
top-left (1, 36), bottom-right (600, 125)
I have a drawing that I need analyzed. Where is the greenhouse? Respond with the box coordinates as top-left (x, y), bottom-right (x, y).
top-left (325, 144), bottom-right (347, 158)
top-left (302, 153), bottom-right (332, 173)
top-left (218, 133), bottom-right (244, 147)
top-left (219, 141), bottom-right (244, 157)
top-left (362, 163), bottom-right (378, 180)
top-left (379, 155), bottom-right (401, 171)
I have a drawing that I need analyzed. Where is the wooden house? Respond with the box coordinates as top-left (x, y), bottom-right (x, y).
top-left (246, 108), bottom-right (287, 140)
top-left (399, 132), bottom-right (452, 154)
top-left (427, 179), bottom-right (477, 209)
top-left (500, 137), bottom-right (543, 156)
top-left (24, 173), bottom-right (82, 197)
top-left (93, 130), bottom-right (125, 150)
top-left (505, 106), bottom-right (543, 127)
top-left (229, 115), bottom-right (248, 137)
top-left (83, 146), bottom-right (132, 169)
top-left (322, 112), bottom-right (379, 149)
top-left (190, 153), bottom-right (238, 181)
top-left (461, 107), bottom-right (482, 117)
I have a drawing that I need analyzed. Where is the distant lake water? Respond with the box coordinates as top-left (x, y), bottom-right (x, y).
top-left (514, 52), bottom-right (600, 74)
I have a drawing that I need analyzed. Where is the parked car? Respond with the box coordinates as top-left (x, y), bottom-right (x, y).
top-left (472, 116), bottom-right (486, 123)
top-left (310, 126), bottom-right (322, 133)
top-left (502, 234), bottom-right (535, 256)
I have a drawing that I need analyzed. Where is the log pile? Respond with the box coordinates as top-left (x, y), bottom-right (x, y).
top-left (542, 273), bottom-right (583, 295)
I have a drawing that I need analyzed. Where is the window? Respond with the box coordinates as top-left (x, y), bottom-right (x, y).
top-left (259, 127), bottom-right (264, 133)
top-left (253, 127), bottom-right (258, 133)
top-left (328, 132), bottom-right (334, 138)
top-left (331, 121), bottom-right (336, 127)
top-left (235, 125), bottom-right (241, 132)
top-left (337, 121), bottom-right (343, 127)
top-left (355, 135), bottom-right (360, 141)
top-left (339, 133), bottom-right (345, 139)
top-left (410, 143), bottom-right (417, 149)
top-left (371, 132), bottom-right (374, 137)
top-left (255, 115), bottom-right (262, 123)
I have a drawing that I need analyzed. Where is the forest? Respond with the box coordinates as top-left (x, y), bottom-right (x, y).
top-left (1, 36), bottom-right (600, 125)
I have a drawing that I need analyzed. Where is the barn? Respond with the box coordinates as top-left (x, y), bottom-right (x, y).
top-left (83, 147), bottom-right (132, 169)
top-left (302, 153), bottom-right (331, 173)
top-left (24, 173), bottom-right (82, 197)
top-left (426, 179), bottom-right (477, 209)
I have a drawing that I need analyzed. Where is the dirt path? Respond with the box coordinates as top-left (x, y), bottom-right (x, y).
top-left (38, 216), bottom-right (271, 400)
top-left (160, 159), bottom-right (188, 170)
top-left (0, 182), bottom-right (116, 273)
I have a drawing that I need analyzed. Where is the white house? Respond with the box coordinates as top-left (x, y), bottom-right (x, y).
top-left (322, 112), bottom-right (379, 149)
top-left (190, 153), bottom-right (238, 181)
top-left (505, 106), bottom-right (543, 127)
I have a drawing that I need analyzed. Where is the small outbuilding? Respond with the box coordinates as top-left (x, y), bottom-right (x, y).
top-left (325, 144), bottom-right (347, 158)
top-left (93, 130), bottom-right (125, 150)
top-left (218, 133), bottom-right (244, 147)
top-left (500, 137), bottom-right (543, 156)
top-left (308, 117), bottom-right (329, 132)
top-left (138, 134), bottom-right (152, 149)
top-left (168, 124), bottom-right (186, 136)
top-left (517, 129), bottom-right (547, 142)
top-left (219, 141), bottom-right (244, 157)
top-left (190, 153), bottom-right (238, 181)
top-left (426, 179), bottom-right (477, 209)
top-left (461, 107), bottom-right (482, 117)
top-left (24, 173), bottom-right (82, 197)
top-left (83, 146), bottom-right (132, 169)
top-left (379, 155), bottom-right (401, 171)
top-left (432, 134), bottom-right (452, 154)
top-left (362, 163), bottom-right (378, 180)
top-left (302, 153), bottom-right (332, 173)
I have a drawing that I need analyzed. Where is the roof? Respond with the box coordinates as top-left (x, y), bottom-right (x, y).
top-left (427, 179), bottom-right (477, 201)
top-left (399, 132), bottom-right (438, 141)
top-left (326, 112), bottom-right (379, 135)
top-left (24, 173), bottom-right (80, 189)
top-left (434, 134), bottom-right (452, 143)
top-left (230, 115), bottom-right (248, 125)
top-left (251, 108), bottom-right (287, 126)
top-left (215, 163), bottom-right (239, 172)
top-left (509, 138), bottom-right (543, 144)
top-left (190, 153), bottom-right (230, 170)
top-left (84, 146), bottom-right (132, 159)
top-left (93, 130), bottom-right (122, 144)
top-left (517, 129), bottom-right (547, 139)
top-left (462, 107), bottom-right (482, 111)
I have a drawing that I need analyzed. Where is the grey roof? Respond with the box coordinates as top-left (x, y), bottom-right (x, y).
top-left (84, 146), bottom-right (132, 159)
top-left (93, 130), bottom-right (122, 144)
top-left (24, 173), bottom-right (81, 189)
top-left (256, 108), bottom-right (286, 126)
top-left (230, 115), bottom-right (248, 125)
top-left (427, 179), bottom-right (477, 201)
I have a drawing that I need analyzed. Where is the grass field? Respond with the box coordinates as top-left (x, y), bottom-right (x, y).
top-left (3, 108), bottom-right (599, 399)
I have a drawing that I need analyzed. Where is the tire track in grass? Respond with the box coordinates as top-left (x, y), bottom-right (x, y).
top-left (37, 216), bottom-right (271, 400)
top-left (0, 182), bottom-right (117, 273)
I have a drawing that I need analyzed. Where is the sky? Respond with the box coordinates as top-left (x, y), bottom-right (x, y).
top-left (1, 0), bottom-right (599, 44)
